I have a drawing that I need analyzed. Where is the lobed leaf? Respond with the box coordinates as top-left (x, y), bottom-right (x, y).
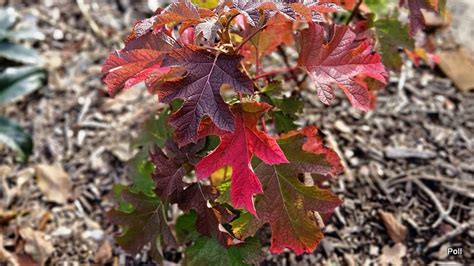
top-left (177, 183), bottom-right (235, 246)
top-left (196, 101), bottom-right (288, 215)
top-left (159, 46), bottom-right (253, 146)
top-left (108, 189), bottom-right (177, 256)
top-left (375, 17), bottom-right (415, 71)
top-left (102, 31), bottom-right (177, 96)
top-left (231, 126), bottom-right (342, 255)
top-left (298, 22), bottom-right (387, 111)
top-left (400, 0), bottom-right (439, 36)
top-left (185, 236), bottom-right (261, 266)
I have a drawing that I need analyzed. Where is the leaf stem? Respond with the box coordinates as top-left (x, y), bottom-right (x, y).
top-left (253, 66), bottom-right (299, 80)
top-left (235, 25), bottom-right (268, 53)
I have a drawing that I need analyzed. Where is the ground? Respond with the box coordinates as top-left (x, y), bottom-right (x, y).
top-left (0, 1), bottom-right (473, 265)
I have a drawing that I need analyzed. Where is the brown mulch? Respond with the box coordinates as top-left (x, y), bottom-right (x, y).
top-left (1, 0), bottom-right (473, 265)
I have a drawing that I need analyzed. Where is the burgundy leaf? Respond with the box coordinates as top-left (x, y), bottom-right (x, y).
top-left (151, 146), bottom-right (186, 202)
top-left (298, 23), bottom-right (387, 111)
top-left (178, 183), bottom-right (235, 246)
top-left (400, 0), bottom-right (438, 36)
top-left (158, 46), bottom-right (254, 146)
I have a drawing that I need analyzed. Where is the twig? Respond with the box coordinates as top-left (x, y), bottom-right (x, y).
top-left (235, 25), bottom-right (267, 53)
top-left (253, 66), bottom-right (298, 80)
top-left (277, 46), bottom-right (300, 83)
top-left (425, 221), bottom-right (473, 251)
top-left (324, 130), bottom-right (354, 187)
top-left (76, 0), bottom-right (108, 42)
top-left (0, 235), bottom-right (19, 266)
top-left (387, 174), bottom-right (474, 190)
top-left (393, 63), bottom-right (409, 113)
top-left (345, 0), bottom-right (363, 25)
top-left (412, 178), bottom-right (460, 228)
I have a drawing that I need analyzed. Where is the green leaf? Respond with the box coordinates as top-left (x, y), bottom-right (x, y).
top-left (175, 211), bottom-right (200, 242)
top-left (191, 0), bottom-right (219, 9)
top-left (375, 17), bottom-right (415, 71)
top-left (131, 108), bottom-right (172, 149)
top-left (108, 189), bottom-right (177, 257)
top-left (0, 42), bottom-right (40, 64)
top-left (267, 95), bottom-right (303, 133)
top-left (0, 8), bottom-right (18, 31)
top-left (185, 236), bottom-right (261, 266)
top-left (128, 110), bottom-right (173, 195)
top-left (6, 28), bottom-right (45, 42)
top-left (129, 148), bottom-right (155, 196)
top-left (260, 81), bottom-right (282, 95)
top-left (0, 66), bottom-right (46, 104)
top-left (274, 111), bottom-right (298, 132)
top-left (0, 116), bottom-right (33, 162)
top-left (111, 184), bottom-right (134, 212)
top-left (279, 96), bottom-right (303, 115)
top-left (365, 0), bottom-right (395, 18)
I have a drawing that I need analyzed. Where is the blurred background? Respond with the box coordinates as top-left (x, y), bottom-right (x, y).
top-left (0, 0), bottom-right (473, 265)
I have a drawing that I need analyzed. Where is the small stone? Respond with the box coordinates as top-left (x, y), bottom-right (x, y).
top-left (334, 120), bottom-right (352, 134)
top-left (81, 229), bottom-right (104, 242)
top-left (369, 245), bottom-right (379, 256)
top-left (51, 226), bottom-right (72, 238)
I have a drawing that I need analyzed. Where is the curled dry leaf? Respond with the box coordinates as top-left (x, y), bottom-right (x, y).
top-left (378, 243), bottom-right (407, 266)
top-left (94, 240), bottom-right (113, 264)
top-left (378, 210), bottom-right (407, 243)
top-left (19, 227), bottom-right (54, 266)
top-left (34, 164), bottom-right (72, 204)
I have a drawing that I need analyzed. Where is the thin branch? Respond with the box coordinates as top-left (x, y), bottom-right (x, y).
top-left (253, 66), bottom-right (298, 80)
top-left (413, 178), bottom-right (460, 228)
top-left (345, 0), bottom-right (363, 25)
top-left (235, 25), bottom-right (268, 53)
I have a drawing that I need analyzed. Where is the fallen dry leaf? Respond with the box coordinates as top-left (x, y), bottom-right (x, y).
top-left (379, 210), bottom-right (407, 243)
top-left (94, 240), bottom-right (112, 264)
top-left (378, 243), bottom-right (407, 266)
top-left (438, 48), bottom-right (474, 91)
top-left (35, 164), bottom-right (72, 204)
top-left (0, 235), bottom-right (19, 266)
top-left (19, 227), bottom-right (54, 266)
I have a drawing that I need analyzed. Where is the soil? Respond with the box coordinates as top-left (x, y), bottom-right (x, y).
top-left (1, 1), bottom-right (473, 265)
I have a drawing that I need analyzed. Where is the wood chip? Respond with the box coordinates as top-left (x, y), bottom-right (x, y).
top-left (384, 147), bottom-right (436, 160)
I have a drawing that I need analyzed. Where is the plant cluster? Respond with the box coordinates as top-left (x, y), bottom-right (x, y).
top-left (0, 7), bottom-right (46, 162)
top-left (102, 0), bottom-right (446, 264)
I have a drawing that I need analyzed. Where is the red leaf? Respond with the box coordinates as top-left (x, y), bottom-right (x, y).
top-left (196, 102), bottom-right (288, 215)
top-left (158, 46), bottom-right (254, 146)
top-left (102, 32), bottom-right (177, 96)
top-left (232, 127), bottom-right (342, 255)
top-left (178, 183), bottom-right (235, 246)
top-left (298, 23), bottom-right (387, 111)
top-left (400, 0), bottom-right (438, 36)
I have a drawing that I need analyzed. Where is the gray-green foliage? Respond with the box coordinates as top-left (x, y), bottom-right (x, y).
top-left (0, 7), bottom-right (46, 162)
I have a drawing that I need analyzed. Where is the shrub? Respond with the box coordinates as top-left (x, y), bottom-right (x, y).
top-left (102, 0), bottom-right (446, 264)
